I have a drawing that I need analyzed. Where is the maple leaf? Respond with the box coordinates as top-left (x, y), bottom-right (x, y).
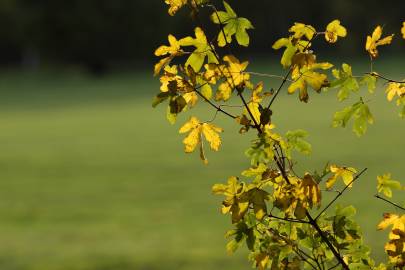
top-left (377, 173), bottom-right (402, 198)
top-left (366, 26), bottom-right (394, 58)
top-left (386, 82), bottom-right (405, 102)
top-left (179, 116), bottom-right (223, 164)
top-left (378, 213), bottom-right (405, 239)
top-left (289, 22), bottom-right (316, 40)
top-left (332, 100), bottom-right (374, 136)
top-left (326, 165), bottom-right (357, 189)
top-left (272, 37), bottom-right (312, 68)
top-left (288, 62), bottom-right (333, 102)
top-left (180, 27), bottom-right (219, 72)
top-left (164, 0), bottom-right (187, 16)
top-left (244, 82), bottom-right (264, 124)
top-left (360, 73), bottom-right (377, 93)
top-left (154, 35), bottom-right (184, 75)
top-left (211, 1), bottom-right (254, 47)
top-left (216, 55), bottom-right (250, 101)
top-left (212, 176), bottom-right (249, 223)
top-left (325, 20), bottom-right (347, 43)
top-left (330, 63), bottom-right (359, 101)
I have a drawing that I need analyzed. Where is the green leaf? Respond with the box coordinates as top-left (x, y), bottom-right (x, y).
top-left (360, 74), bottom-right (377, 93)
top-left (285, 129), bottom-right (312, 159)
top-left (377, 173), bottom-right (402, 198)
top-left (352, 103), bottom-right (373, 136)
top-left (335, 205), bottom-right (356, 218)
top-left (332, 100), bottom-right (374, 136)
top-left (330, 63), bottom-right (360, 101)
top-left (211, 1), bottom-right (254, 47)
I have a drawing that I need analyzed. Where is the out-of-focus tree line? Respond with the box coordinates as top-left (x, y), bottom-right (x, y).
top-left (0, 0), bottom-right (403, 73)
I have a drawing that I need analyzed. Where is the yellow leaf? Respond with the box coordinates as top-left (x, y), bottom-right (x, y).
top-left (222, 55), bottom-right (250, 87)
top-left (402, 22), bottom-right (405, 40)
top-left (182, 91), bottom-right (198, 107)
top-left (365, 26), bottom-right (394, 58)
top-left (216, 82), bottom-right (233, 101)
top-left (288, 63), bottom-right (331, 102)
top-left (164, 0), bottom-right (187, 16)
top-left (179, 117), bottom-right (201, 153)
top-left (386, 82), bottom-right (405, 102)
top-left (326, 165), bottom-right (357, 189)
top-left (201, 123), bottom-right (223, 151)
top-left (300, 173), bottom-right (322, 208)
top-left (289, 22), bottom-right (316, 40)
top-left (154, 35), bottom-right (184, 75)
top-left (159, 65), bottom-right (179, 92)
top-left (180, 27), bottom-right (218, 72)
top-left (325, 20), bottom-right (347, 43)
top-left (378, 213), bottom-right (403, 231)
top-left (212, 177), bottom-right (249, 223)
top-left (179, 117), bottom-right (223, 163)
top-left (215, 55), bottom-right (250, 101)
top-left (378, 213), bottom-right (405, 240)
top-left (255, 253), bottom-right (270, 270)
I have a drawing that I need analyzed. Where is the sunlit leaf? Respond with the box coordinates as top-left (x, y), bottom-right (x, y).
top-left (332, 100), bottom-right (374, 136)
top-left (285, 129), bottom-right (312, 159)
top-left (289, 22), bottom-right (316, 40)
top-left (330, 63), bottom-right (359, 101)
top-left (326, 165), bottom-right (357, 189)
top-left (211, 1), bottom-right (254, 47)
top-left (385, 82), bottom-right (405, 102)
top-left (180, 27), bottom-right (219, 72)
top-left (288, 62), bottom-right (332, 102)
top-left (360, 74), bottom-right (377, 93)
top-left (365, 26), bottom-right (394, 58)
top-left (164, 0), bottom-right (187, 16)
top-left (377, 173), bottom-right (402, 198)
top-left (325, 20), bottom-right (347, 43)
top-left (216, 55), bottom-right (250, 101)
top-left (179, 117), bottom-right (223, 163)
top-left (154, 35), bottom-right (184, 75)
top-left (402, 22), bottom-right (405, 40)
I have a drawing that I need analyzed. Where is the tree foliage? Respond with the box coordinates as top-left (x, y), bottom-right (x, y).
top-left (154, 1), bottom-right (405, 269)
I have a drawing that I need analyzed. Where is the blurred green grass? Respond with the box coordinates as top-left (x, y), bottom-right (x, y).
top-left (0, 56), bottom-right (404, 270)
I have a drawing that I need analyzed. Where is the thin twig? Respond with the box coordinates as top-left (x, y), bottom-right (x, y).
top-left (315, 168), bottom-right (368, 220)
top-left (365, 72), bottom-right (405, 84)
top-left (244, 71), bottom-right (293, 81)
top-left (375, 194), bottom-right (405, 211)
top-left (193, 88), bottom-right (237, 119)
top-left (268, 213), bottom-right (310, 224)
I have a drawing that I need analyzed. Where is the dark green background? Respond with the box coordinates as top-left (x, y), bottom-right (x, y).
top-left (0, 0), bottom-right (404, 72)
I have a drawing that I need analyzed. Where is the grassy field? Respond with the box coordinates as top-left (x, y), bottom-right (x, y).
top-left (0, 57), bottom-right (404, 270)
